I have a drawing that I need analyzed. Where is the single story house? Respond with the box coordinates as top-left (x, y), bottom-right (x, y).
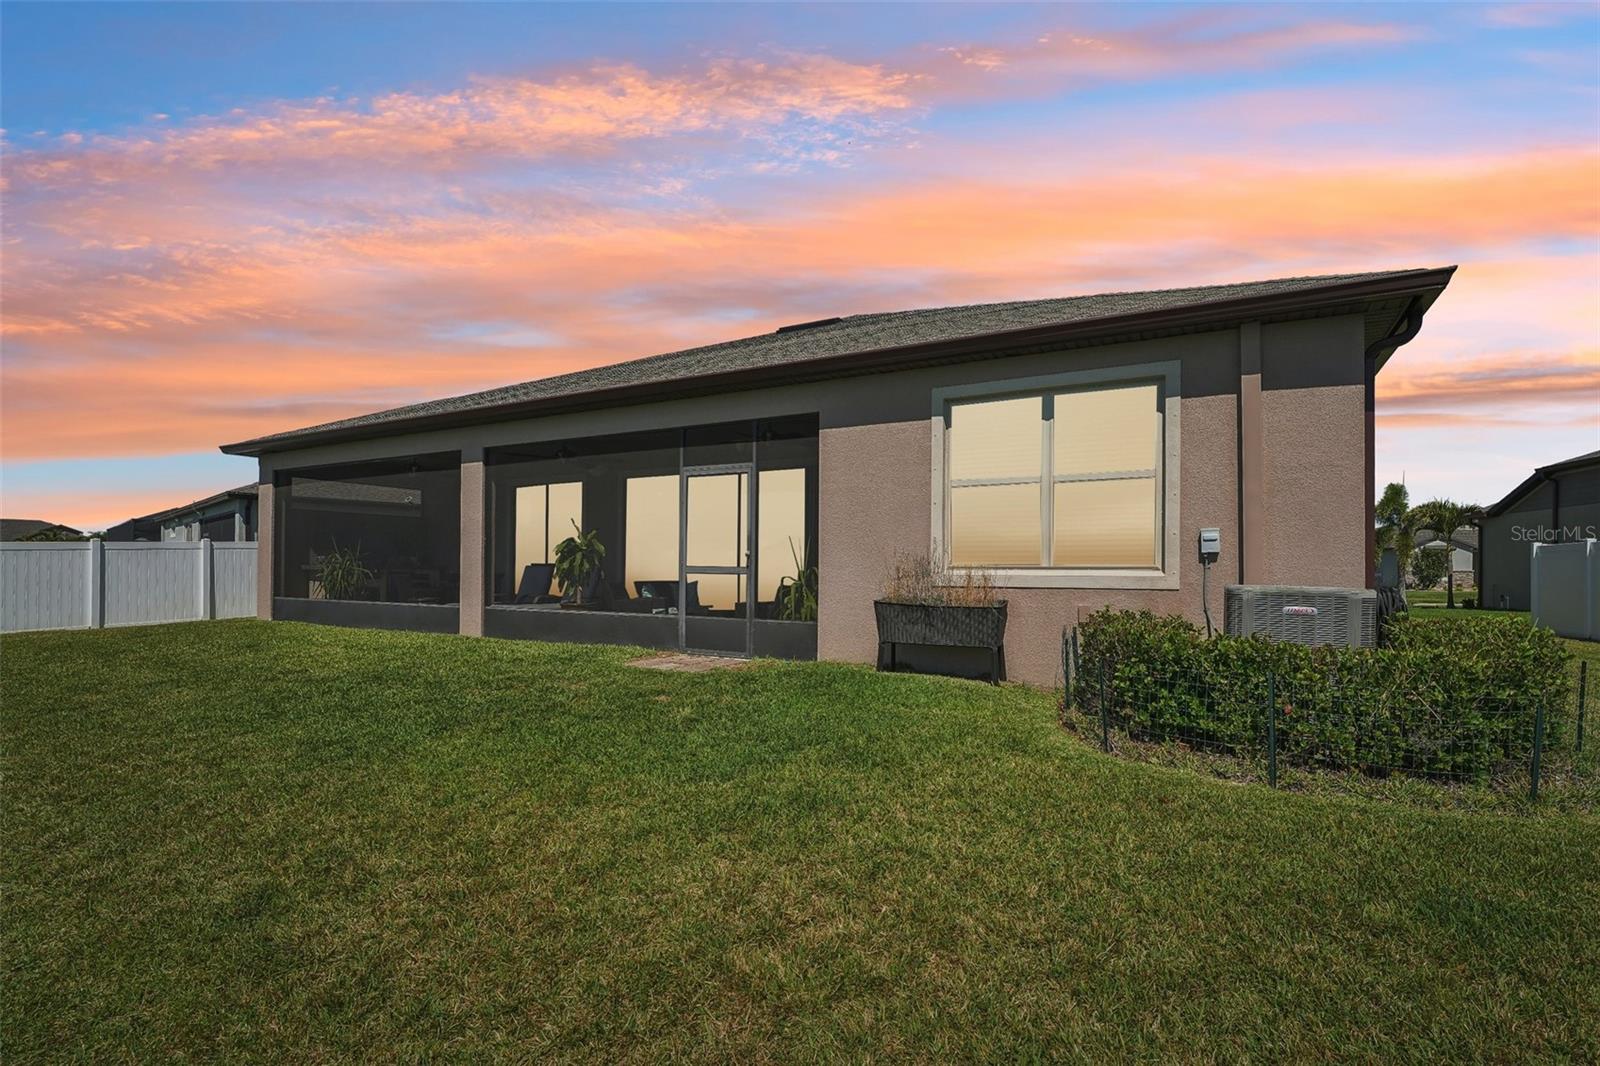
top-left (1413, 526), bottom-right (1477, 588)
top-left (1478, 448), bottom-right (1600, 611)
top-left (221, 267), bottom-right (1455, 685)
top-left (0, 519), bottom-right (84, 541)
top-left (105, 484), bottom-right (258, 542)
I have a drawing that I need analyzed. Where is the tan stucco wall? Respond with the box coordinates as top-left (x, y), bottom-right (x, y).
top-left (1258, 316), bottom-right (1368, 588)
top-left (257, 313), bottom-right (1374, 687)
top-left (817, 359), bottom-right (1244, 687)
top-left (459, 452), bottom-right (486, 636)
top-left (816, 420), bottom-right (931, 669)
top-left (255, 478), bottom-right (274, 620)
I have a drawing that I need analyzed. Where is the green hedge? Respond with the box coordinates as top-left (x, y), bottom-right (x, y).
top-left (1070, 610), bottom-right (1572, 781)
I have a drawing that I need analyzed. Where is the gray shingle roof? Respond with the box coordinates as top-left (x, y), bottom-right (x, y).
top-left (224, 266), bottom-right (1453, 454)
top-left (289, 478), bottom-right (422, 507)
top-left (0, 519), bottom-right (83, 541)
top-left (138, 483), bottom-right (258, 525)
top-left (1414, 527), bottom-right (1479, 553)
top-left (1485, 448), bottom-right (1600, 516)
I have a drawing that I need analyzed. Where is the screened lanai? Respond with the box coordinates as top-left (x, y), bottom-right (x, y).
top-left (483, 415), bottom-right (819, 658)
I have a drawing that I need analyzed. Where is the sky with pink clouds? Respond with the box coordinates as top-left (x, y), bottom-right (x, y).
top-left (2, 1), bottom-right (1597, 531)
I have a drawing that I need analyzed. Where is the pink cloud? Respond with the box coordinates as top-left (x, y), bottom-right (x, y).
top-left (911, 15), bottom-right (1415, 102)
top-left (1378, 350), bottom-right (1600, 410)
top-left (3, 13), bottom-right (1415, 197)
top-left (5, 139), bottom-right (1597, 462)
top-left (1483, 3), bottom-right (1593, 28)
top-left (4, 55), bottom-right (918, 190)
top-left (1, 11), bottom-right (1588, 490)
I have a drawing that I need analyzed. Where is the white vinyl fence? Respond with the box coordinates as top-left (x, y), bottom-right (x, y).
top-left (1530, 538), bottom-right (1599, 641)
top-left (1, 540), bottom-right (257, 634)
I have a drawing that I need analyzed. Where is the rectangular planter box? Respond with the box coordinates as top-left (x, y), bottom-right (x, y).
top-left (874, 599), bottom-right (1008, 683)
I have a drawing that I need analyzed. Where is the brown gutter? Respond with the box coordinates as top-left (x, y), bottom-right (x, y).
top-left (1362, 294), bottom-right (1430, 587)
top-left (223, 267), bottom-right (1456, 456)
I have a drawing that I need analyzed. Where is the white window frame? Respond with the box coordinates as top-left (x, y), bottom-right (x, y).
top-left (930, 360), bottom-right (1181, 590)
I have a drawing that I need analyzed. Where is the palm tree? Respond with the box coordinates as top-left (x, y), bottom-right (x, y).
top-left (1373, 482), bottom-right (1418, 582)
top-left (1408, 498), bottom-right (1484, 609)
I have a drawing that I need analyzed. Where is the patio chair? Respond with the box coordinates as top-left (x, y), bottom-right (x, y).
top-left (514, 563), bottom-right (559, 604)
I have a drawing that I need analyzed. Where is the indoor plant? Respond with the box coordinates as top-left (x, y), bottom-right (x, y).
top-left (774, 538), bottom-right (818, 622)
top-left (313, 541), bottom-right (374, 601)
top-left (874, 552), bottom-right (1008, 682)
top-left (553, 520), bottom-right (606, 605)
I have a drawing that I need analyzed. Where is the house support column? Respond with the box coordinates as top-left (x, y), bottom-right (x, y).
top-left (256, 466), bottom-right (275, 620)
top-left (1238, 321), bottom-right (1264, 584)
top-left (460, 447), bottom-right (486, 637)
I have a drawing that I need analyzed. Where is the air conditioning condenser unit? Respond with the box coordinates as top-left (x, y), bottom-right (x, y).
top-left (1224, 585), bottom-right (1377, 648)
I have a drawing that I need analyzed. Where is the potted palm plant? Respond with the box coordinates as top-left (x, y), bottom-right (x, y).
top-left (553, 520), bottom-right (605, 606)
top-left (874, 552), bottom-right (1007, 682)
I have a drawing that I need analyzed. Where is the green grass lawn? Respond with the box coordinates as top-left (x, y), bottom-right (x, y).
top-left (1406, 587), bottom-right (1523, 622)
top-left (4, 621), bottom-right (1598, 1061)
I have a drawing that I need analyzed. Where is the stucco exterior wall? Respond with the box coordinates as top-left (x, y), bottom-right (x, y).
top-left (256, 313), bottom-right (1374, 687)
top-left (255, 478), bottom-right (274, 620)
top-left (459, 451), bottom-right (486, 637)
top-left (816, 342), bottom-right (1245, 686)
top-left (1258, 316), bottom-right (1368, 588)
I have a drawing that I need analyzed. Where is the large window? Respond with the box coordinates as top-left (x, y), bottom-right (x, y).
top-left (943, 379), bottom-right (1164, 571)
top-left (275, 452), bottom-right (461, 603)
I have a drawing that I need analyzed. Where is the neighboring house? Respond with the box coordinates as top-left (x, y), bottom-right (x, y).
top-left (105, 485), bottom-right (258, 543)
top-left (101, 514), bottom-right (161, 542)
top-left (221, 267), bottom-right (1455, 685)
top-left (1412, 526), bottom-right (1477, 588)
top-left (0, 519), bottom-right (83, 541)
top-left (1478, 449), bottom-right (1600, 611)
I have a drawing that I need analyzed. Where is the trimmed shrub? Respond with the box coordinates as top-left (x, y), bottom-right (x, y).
top-left (1072, 610), bottom-right (1571, 781)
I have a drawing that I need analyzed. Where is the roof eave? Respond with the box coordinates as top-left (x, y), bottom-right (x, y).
top-left (1484, 450), bottom-right (1600, 517)
top-left (137, 485), bottom-right (257, 526)
top-left (222, 266), bottom-right (1457, 457)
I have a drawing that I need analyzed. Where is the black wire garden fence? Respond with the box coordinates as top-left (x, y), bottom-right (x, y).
top-left (1061, 615), bottom-right (1593, 803)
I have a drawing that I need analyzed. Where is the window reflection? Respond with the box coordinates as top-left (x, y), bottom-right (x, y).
top-left (757, 468), bottom-right (807, 602)
top-left (690, 573), bottom-right (744, 613)
top-left (686, 473), bottom-right (746, 569)
top-left (625, 475), bottom-right (679, 593)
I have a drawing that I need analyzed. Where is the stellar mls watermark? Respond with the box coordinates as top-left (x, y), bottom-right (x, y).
top-left (1511, 524), bottom-right (1598, 542)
